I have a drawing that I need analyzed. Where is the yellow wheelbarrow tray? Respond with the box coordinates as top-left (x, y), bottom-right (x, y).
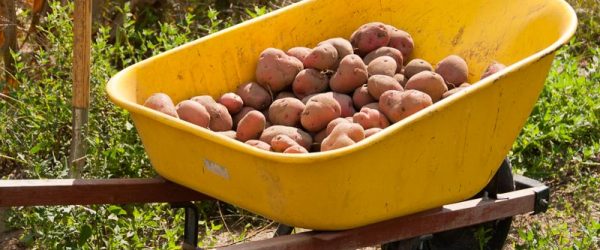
top-left (106, 0), bottom-right (577, 230)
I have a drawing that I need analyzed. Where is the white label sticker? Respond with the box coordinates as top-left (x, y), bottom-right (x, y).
top-left (203, 159), bottom-right (230, 179)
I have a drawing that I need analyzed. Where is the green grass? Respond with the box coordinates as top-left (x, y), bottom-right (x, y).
top-left (0, 0), bottom-right (598, 249)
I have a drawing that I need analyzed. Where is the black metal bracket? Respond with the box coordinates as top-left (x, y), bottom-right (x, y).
top-left (514, 175), bottom-right (550, 214)
top-left (171, 202), bottom-right (199, 249)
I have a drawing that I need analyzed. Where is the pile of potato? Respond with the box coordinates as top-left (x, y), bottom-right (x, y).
top-left (144, 22), bottom-right (506, 154)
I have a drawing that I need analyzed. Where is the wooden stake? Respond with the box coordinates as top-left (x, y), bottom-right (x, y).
top-left (69, 0), bottom-right (92, 178)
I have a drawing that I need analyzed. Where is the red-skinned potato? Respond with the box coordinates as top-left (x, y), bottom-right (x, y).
top-left (379, 89), bottom-right (432, 123)
top-left (286, 47), bottom-right (312, 64)
top-left (329, 54), bottom-right (368, 93)
top-left (404, 59), bottom-right (433, 79)
top-left (352, 84), bottom-right (375, 109)
top-left (144, 93), bottom-right (178, 118)
top-left (393, 74), bottom-right (407, 87)
top-left (481, 62), bottom-right (506, 79)
top-left (363, 102), bottom-right (380, 110)
top-left (386, 25), bottom-right (414, 59)
top-left (367, 56), bottom-right (397, 76)
top-left (284, 145), bottom-right (309, 153)
top-left (259, 125), bottom-right (313, 150)
top-left (313, 129), bottom-right (328, 144)
top-left (319, 38), bottom-right (354, 67)
top-left (326, 117), bottom-right (351, 135)
top-left (301, 93), bottom-right (342, 132)
top-left (435, 55), bottom-right (468, 87)
top-left (190, 95), bottom-right (216, 106)
top-left (204, 102), bottom-right (233, 132)
top-left (367, 75), bottom-right (403, 100)
top-left (216, 130), bottom-right (237, 139)
top-left (331, 93), bottom-right (356, 117)
top-left (353, 106), bottom-right (389, 129)
top-left (245, 140), bottom-right (271, 151)
top-left (218, 92), bottom-right (243, 114)
top-left (256, 48), bottom-right (303, 92)
top-left (363, 47), bottom-right (404, 72)
top-left (270, 134), bottom-right (300, 152)
top-left (442, 85), bottom-right (471, 99)
top-left (304, 43), bottom-right (339, 70)
top-left (176, 100), bottom-right (210, 128)
top-left (236, 82), bottom-right (272, 110)
top-left (276, 91), bottom-right (296, 100)
top-left (268, 97), bottom-right (305, 127)
top-left (321, 123), bottom-right (365, 151)
top-left (351, 22), bottom-right (390, 56)
top-left (405, 71), bottom-right (447, 102)
top-left (233, 107), bottom-right (256, 129)
top-left (292, 69), bottom-right (329, 99)
top-left (236, 110), bottom-right (266, 142)
top-left (364, 127), bottom-right (382, 138)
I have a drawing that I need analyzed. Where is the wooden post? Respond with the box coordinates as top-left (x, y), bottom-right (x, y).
top-left (69, 0), bottom-right (92, 178)
top-left (1, 0), bottom-right (18, 91)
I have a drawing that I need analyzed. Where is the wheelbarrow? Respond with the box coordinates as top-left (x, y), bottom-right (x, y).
top-left (105, 0), bottom-right (576, 231)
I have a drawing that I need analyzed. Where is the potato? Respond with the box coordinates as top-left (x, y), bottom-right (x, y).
top-left (313, 129), bottom-right (328, 144)
top-left (270, 134), bottom-right (300, 152)
top-left (364, 127), bottom-right (382, 138)
top-left (300, 93), bottom-right (342, 132)
top-left (268, 97), bottom-right (305, 127)
top-left (304, 43), bottom-right (339, 70)
top-left (351, 22), bottom-right (390, 56)
top-left (256, 48), bottom-right (303, 92)
top-left (283, 145), bottom-right (309, 154)
top-left (367, 56), bottom-right (397, 77)
top-left (352, 84), bottom-right (375, 109)
top-left (405, 71), bottom-right (448, 102)
top-left (393, 74), bottom-right (407, 87)
top-left (404, 59), bottom-right (433, 79)
top-left (176, 100), bottom-right (210, 128)
top-left (259, 125), bottom-right (313, 150)
top-left (363, 102), bottom-right (380, 110)
top-left (216, 130), bottom-right (237, 139)
top-left (442, 85), bottom-right (470, 99)
top-left (245, 140), bottom-right (271, 151)
top-left (236, 110), bottom-right (266, 142)
top-left (363, 47), bottom-right (404, 72)
top-left (233, 107), bottom-right (256, 129)
top-left (218, 92), bottom-right (244, 114)
top-left (367, 75), bottom-right (403, 100)
top-left (435, 55), bottom-right (468, 87)
top-left (276, 91), bottom-right (296, 100)
top-left (318, 38), bottom-right (354, 67)
top-left (481, 62), bottom-right (506, 79)
top-left (379, 89), bottom-right (432, 123)
top-left (190, 95), bottom-right (217, 106)
top-left (326, 117), bottom-right (351, 135)
top-left (386, 25), bottom-right (414, 59)
top-left (236, 82), bottom-right (272, 110)
top-left (345, 116), bottom-right (354, 122)
top-left (286, 47), bottom-right (312, 64)
top-left (353, 106), bottom-right (389, 129)
top-left (292, 69), bottom-right (329, 99)
top-left (321, 123), bottom-right (365, 152)
top-left (331, 93), bottom-right (356, 117)
top-left (204, 102), bottom-right (233, 132)
top-left (329, 54), bottom-right (368, 93)
top-left (144, 93), bottom-right (178, 118)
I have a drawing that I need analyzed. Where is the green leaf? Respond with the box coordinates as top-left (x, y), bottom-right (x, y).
top-left (79, 224), bottom-right (93, 246)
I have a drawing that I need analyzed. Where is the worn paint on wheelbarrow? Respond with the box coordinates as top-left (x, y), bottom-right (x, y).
top-left (106, 0), bottom-right (577, 230)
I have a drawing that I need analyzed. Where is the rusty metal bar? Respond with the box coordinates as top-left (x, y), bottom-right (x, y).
top-left (0, 178), bottom-right (212, 207)
top-left (219, 186), bottom-right (545, 250)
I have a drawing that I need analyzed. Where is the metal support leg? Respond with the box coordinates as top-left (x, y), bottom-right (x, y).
top-left (171, 202), bottom-right (199, 249)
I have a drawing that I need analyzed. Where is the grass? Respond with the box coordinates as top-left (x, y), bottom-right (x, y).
top-left (0, 0), bottom-right (598, 249)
